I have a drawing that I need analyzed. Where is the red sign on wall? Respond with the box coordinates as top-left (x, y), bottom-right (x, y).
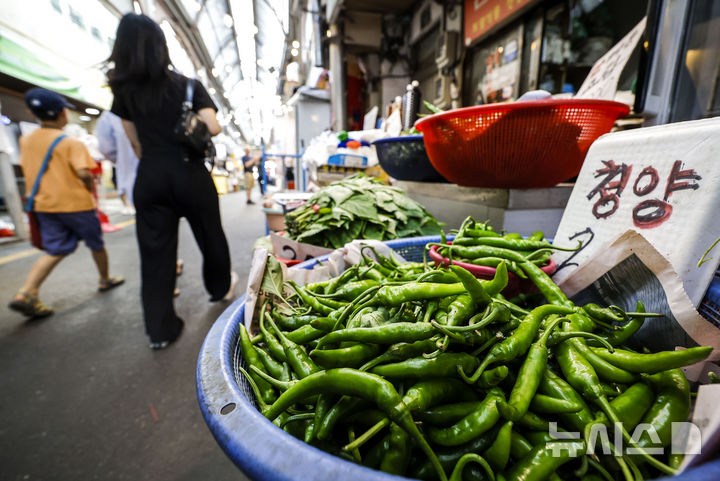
top-left (464, 0), bottom-right (535, 46)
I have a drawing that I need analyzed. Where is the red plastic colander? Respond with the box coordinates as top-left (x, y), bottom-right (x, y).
top-left (414, 99), bottom-right (630, 189)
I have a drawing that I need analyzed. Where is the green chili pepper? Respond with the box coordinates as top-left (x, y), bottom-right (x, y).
top-left (637, 368), bottom-right (691, 449)
top-left (590, 346), bottom-right (712, 374)
top-left (516, 411), bottom-right (550, 431)
top-left (449, 453), bottom-right (495, 481)
top-left (238, 324), bottom-right (276, 404)
top-left (539, 369), bottom-right (595, 432)
top-left (438, 303), bottom-right (512, 332)
top-left (434, 243), bottom-right (542, 264)
top-left (372, 352), bottom-right (479, 379)
top-left (314, 322), bottom-right (437, 349)
top-left (379, 422), bottom-right (411, 476)
top-left (259, 309), bottom-right (288, 363)
top-left (282, 323), bottom-right (326, 344)
top-left (304, 280), bottom-right (330, 293)
top-left (372, 282), bottom-right (467, 306)
top-left (271, 310), bottom-right (320, 330)
top-left (305, 394), bottom-right (334, 443)
top-left (360, 266), bottom-right (386, 282)
top-left (483, 420), bottom-right (513, 471)
top-left (310, 343), bottom-right (380, 368)
top-left (345, 377), bottom-right (478, 452)
top-left (358, 338), bottom-right (440, 371)
top-left (288, 281), bottom-right (335, 315)
top-left (500, 317), bottom-right (567, 421)
top-left (324, 265), bottom-right (359, 294)
top-left (593, 382), bottom-right (654, 431)
top-left (439, 295), bottom-right (457, 311)
top-left (509, 432), bottom-right (533, 460)
top-left (309, 316), bottom-right (337, 332)
top-left (263, 368), bottom-right (448, 481)
top-left (254, 345), bottom-right (287, 380)
top-left (423, 300), bottom-right (439, 324)
top-left (582, 303), bottom-right (627, 324)
top-left (435, 293), bottom-right (475, 327)
top-left (460, 305), bottom-right (575, 384)
top-left (415, 401), bottom-right (482, 426)
top-left (411, 426), bottom-right (501, 481)
top-left (505, 440), bottom-right (586, 481)
top-left (588, 301), bottom-right (647, 347)
top-left (449, 265), bottom-right (493, 306)
top-left (519, 261), bottom-right (572, 307)
top-left (451, 236), bottom-right (578, 253)
top-left (316, 396), bottom-right (366, 441)
top-left (427, 388), bottom-right (504, 446)
top-left (556, 342), bottom-right (676, 476)
top-left (466, 257), bottom-right (527, 279)
top-left (363, 434), bottom-right (391, 469)
top-left (465, 227), bottom-right (499, 238)
top-left (562, 315), bottom-right (637, 384)
top-left (530, 394), bottom-right (583, 414)
top-left (319, 279), bottom-right (380, 301)
top-left (265, 312), bottom-right (319, 379)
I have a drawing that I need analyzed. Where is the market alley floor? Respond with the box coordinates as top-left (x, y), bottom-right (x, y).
top-left (0, 191), bottom-right (265, 481)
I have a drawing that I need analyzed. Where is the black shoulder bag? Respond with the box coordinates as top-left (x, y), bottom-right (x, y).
top-left (174, 78), bottom-right (215, 163)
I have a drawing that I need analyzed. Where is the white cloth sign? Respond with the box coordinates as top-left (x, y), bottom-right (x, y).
top-left (552, 117), bottom-right (720, 307)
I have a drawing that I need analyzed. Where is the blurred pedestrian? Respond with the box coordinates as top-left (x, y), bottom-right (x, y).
top-left (8, 88), bottom-right (124, 318)
top-left (95, 110), bottom-right (138, 215)
top-left (241, 146), bottom-right (259, 204)
top-left (107, 13), bottom-right (237, 350)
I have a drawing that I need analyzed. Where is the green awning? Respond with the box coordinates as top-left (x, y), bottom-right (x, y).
top-left (0, 34), bottom-right (83, 97)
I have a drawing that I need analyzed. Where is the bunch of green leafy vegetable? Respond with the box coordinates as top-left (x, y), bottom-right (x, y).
top-left (284, 173), bottom-right (444, 248)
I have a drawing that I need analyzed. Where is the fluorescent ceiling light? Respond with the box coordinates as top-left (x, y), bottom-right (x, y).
top-left (85, 108), bottom-right (100, 115)
top-left (79, 115), bottom-right (92, 122)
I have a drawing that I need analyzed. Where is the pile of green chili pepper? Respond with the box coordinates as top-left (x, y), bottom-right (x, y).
top-left (431, 217), bottom-right (581, 285)
top-left (238, 233), bottom-right (712, 481)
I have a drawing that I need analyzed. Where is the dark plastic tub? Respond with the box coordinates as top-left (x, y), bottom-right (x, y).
top-left (372, 135), bottom-right (448, 182)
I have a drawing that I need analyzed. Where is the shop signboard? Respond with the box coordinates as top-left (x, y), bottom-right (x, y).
top-left (464, 0), bottom-right (535, 46)
top-left (551, 117), bottom-right (720, 307)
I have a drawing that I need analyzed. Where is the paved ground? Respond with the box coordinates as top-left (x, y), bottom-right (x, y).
top-left (0, 191), bottom-right (264, 481)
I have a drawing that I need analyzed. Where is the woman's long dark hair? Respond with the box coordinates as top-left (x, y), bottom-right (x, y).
top-left (107, 14), bottom-right (172, 116)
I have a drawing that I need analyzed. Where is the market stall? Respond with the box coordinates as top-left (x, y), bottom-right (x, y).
top-left (197, 113), bottom-right (720, 481)
top-left (194, 4), bottom-right (720, 479)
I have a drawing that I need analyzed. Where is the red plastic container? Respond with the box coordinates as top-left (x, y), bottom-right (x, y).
top-left (414, 99), bottom-right (630, 189)
top-left (428, 244), bottom-right (557, 297)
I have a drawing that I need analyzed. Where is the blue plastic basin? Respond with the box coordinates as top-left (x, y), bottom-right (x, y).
top-left (197, 236), bottom-right (720, 480)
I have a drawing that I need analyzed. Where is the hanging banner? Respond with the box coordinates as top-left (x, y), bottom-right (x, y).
top-left (464, 0), bottom-right (535, 46)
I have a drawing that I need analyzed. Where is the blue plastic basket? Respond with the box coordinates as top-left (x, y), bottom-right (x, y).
top-left (197, 236), bottom-right (720, 480)
top-left (196, 236), bottom-right (443, 481)
top-left (372, 135), bottom-right (448, 182)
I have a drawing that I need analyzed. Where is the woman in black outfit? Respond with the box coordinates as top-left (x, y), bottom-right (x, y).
top-left (107, 14), bottom-right (237, 349)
